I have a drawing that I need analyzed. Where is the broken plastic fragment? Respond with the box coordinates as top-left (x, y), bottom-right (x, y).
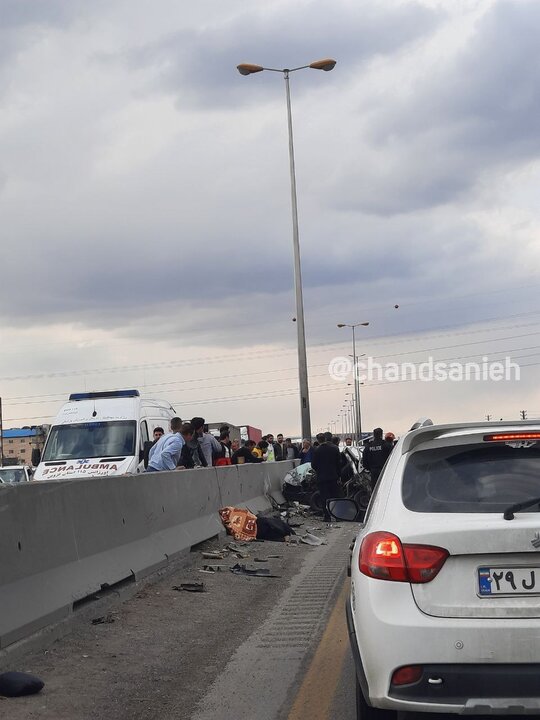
top-left (229, 563), bottom-right (281, 578)
top-left (172, 582), bottom-right (206, 593)
top-left (300, 532), bottom-right (327, 546)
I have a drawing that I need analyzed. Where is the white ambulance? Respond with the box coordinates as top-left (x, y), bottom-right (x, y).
top-left (33, 390), bottom-right (178, 480)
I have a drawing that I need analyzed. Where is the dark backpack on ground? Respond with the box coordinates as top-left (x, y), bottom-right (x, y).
top-left (0, 671), bottom-right (44, 697)
top-left (256, 515), bottom-right (296, 541)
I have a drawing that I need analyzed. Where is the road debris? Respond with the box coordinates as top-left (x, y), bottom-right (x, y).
top-left (202, 551), bottom-right (226, 560)
top-left (198, 565), bottom-right (225, 573)
top-left (230, 563), bottom-right (281, 578)
top-left (91, 613), bottom-right (116, 625)
top-left (172, 582), bottom-right (206, 593)
top-left (300, 532), bottom-right (327, 546)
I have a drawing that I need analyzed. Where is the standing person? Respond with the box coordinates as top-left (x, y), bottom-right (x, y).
top-left (285, 438), bottom-right (299, 460)
top-left (191, 417), bottom-right (222, 468)
top-left (265, 434), bottom-right (276, 462)
top-left (219, 425), bottom-right (232, 452)
top-left (311, 431), bottom-right (342, 521)
top-left (299, 439), bottom-right (313, 464)
top-left (275, 433), bottom-right (286, 461)
top-left (147, 417), bottom-right (184, 472)
top-left (362, 428), bottom-right (393, 489)
top-left (215, 430), bottom-right (232, 467)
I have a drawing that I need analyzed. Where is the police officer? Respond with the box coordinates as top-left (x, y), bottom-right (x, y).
top-left (362, 428), bottom-right (393, 489)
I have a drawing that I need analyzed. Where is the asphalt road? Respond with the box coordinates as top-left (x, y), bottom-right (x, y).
top-left (1, 520), bottom-right (355, 720)
top-left (3, 517), bottom-right (535, 720)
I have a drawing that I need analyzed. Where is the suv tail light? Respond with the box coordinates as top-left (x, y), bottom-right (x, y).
top-left (391, 665), bottom-right (423, 686)
top-left (359, 531), bottom-right (448, 583)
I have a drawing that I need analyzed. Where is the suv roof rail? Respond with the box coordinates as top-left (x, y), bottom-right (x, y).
top-left (409, 417), bottom-right (433, 431)
top-left (402, 419), bottom-right (540, 455)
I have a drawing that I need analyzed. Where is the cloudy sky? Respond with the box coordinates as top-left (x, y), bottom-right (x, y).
top-left (1, 0), bottom-right (539, 437)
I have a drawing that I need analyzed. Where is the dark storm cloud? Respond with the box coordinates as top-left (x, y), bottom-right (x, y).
top-left (0, 0), bottom-right (538, 354)
top-left (334, 0), bottom-right (540, 215)
top-left (0, 197), bottom-right (500, 348)
top-left (121, 1), bottom-right (441, 107)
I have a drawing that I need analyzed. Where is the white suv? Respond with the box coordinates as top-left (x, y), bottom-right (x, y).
top-left (336, 419), bottom-right (540, 718)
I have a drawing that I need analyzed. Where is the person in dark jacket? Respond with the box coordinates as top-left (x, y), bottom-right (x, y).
top-left (182, 421), bottom-right (207, 468)
top-left (284, 438), bottom-right (299, 460)
top-left (362, 427), bottom-right (393, 489)
top-left (178, 423), bottom-right (197, 469)
top-left (232, 439), bottom-right (263, 464)
top-left (311, 431), bottom-right (342, 521)
top-left (274, 433), bottom-right (286, 461)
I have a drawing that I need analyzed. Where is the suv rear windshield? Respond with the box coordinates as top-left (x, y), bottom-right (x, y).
top-left (403, 442), bottom-right (540, 513)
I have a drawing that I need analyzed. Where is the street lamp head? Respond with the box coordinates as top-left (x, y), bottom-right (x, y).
top-left (309, 58), bottom-right (337, 71)
top-left (360, 322), bottom-right (370, 326)
top-left (237, 63), bottom-right (264, 76)
top-left (337, 323), bottom-right (346, 328)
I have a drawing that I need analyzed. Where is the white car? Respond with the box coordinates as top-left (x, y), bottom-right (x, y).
top-left (0, 465), bottom-right (33, 483)
top-left (331, 419), bottom-right (540, 717)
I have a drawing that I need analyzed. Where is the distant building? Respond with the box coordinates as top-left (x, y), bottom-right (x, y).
top-left (1, 427), bottom-right (47, 465)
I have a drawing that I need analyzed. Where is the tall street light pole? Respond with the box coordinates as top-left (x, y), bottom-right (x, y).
top-left (338, 322), bottom-right (369, 446)
top-left (237, 58), bottom-right (336, 441)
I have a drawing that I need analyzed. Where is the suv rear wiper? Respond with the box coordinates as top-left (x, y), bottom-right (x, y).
top-left (504, 496), bottom-right (540, 520)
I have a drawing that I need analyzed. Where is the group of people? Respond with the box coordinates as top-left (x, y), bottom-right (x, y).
top-left (311, 427), bottom-right (395, 520)
top-left (148, 418), bottom-right (242, 472)
top-left (146, 422), bottom-right (309, 472)
top-left (147, 420), bottom-right (396, 515)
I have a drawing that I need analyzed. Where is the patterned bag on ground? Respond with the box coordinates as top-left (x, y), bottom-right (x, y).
top-left (219, 507), bottom-right (257, 541)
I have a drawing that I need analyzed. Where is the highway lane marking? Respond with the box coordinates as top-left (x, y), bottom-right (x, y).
top-left (287, 579), bottom-right (350, 720)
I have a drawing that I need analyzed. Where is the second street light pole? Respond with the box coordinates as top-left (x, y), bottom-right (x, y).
top-left (351, 325), bottom-right (362, 446)
top-left (338, 322), bottom-right (369, 446)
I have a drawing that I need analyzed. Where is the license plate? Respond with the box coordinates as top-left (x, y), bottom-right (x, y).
top-left (478, 566), bottom-right (540, 596)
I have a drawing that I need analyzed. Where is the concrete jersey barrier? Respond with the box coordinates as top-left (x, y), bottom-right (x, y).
top-left (0, 460), bottom-right (294, 651)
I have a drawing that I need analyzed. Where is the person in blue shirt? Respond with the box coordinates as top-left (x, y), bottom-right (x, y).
top-left (147, 417), bottom-right (184, 472)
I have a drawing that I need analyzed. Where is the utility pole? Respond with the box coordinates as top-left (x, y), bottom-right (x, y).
top-left (520, 410), bottom-right (527, 420)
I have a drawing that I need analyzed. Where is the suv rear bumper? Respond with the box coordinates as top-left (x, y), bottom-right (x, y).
top-left (346, 594), bottom-right (540, 714)
top-left (390, 663), bottom-right (540, 711)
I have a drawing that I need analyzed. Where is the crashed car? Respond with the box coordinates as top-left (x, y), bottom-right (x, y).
top-left (282, 463), bottom-right (320, 508)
